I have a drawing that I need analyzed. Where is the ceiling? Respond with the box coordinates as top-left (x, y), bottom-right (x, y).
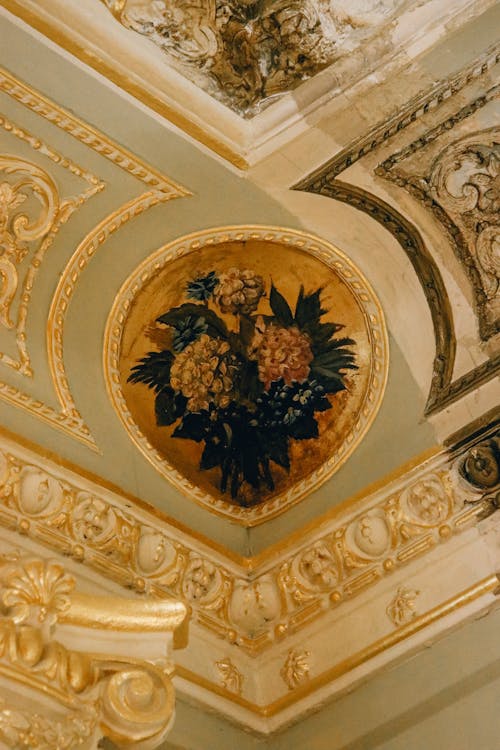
top-left (0, 0), bottom-right (499, 744)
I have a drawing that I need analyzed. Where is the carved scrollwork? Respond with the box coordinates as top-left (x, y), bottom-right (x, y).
top-left (101, 0), bottom-right (403, 116)
top-left (0, 156), bottom-right (59, 330)
top-left (429, 131), bottom-right (500, 314)
top-left (100, 664), bottom-right (175, 748)
top-left (0, 553), bottom-right (185, 748)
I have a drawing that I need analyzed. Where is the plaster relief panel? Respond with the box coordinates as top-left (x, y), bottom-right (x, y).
top-left (377, 89), bottom-right (500, 341)
top-left (105, 226), bottom-right (388, 524)
top-left (101, 0), bottom-right (407, 116)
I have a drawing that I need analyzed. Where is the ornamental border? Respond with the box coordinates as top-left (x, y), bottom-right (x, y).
top-left (103, 225), bottom-right (389, 526)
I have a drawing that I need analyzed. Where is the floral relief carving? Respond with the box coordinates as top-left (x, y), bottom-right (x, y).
top-left (386, 585), bottom-right (420, 627)
top-left (0, 437), bottom-right (481, 654)
top-left (181, 556), bottom-right (225, 606)
top-left (102, 0), bottom-right (404, 116)
top-left (1, 558), bottom-right (74, 627)
top-left (280, 648), bottom-right (310, 690)
top-left (0, 700), bottom-right (99, 750)
top-left (215, 657), bottom-right (243, 694)
top-left (0, 553), bottom-right (182, 749)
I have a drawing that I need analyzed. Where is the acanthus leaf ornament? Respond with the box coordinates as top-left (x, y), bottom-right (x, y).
top-left (215, 657), bottom-right (243, 695)
top-left (280, 648), bottom-right (310, 690)
top-left (100, 0), bottom-right (406, 116)
top-left (0, 552), bottom-right (187, 749)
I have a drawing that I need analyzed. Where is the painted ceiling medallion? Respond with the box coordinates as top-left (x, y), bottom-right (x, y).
top-left (101, 0), bottom-right (404, 117)
top-left (104, 227), bottom-right (388, 523)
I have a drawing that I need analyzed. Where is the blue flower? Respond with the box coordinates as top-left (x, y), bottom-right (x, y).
top-left (187, 271), bottom-right (219, 301)
top-left (172, 316), bottom-right (208, 352)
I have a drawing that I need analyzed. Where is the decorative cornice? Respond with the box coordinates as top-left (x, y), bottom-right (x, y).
top-left (0, 421), bottom-right (495, 656)
top-left (100, 0), bottom-right (343, 117)
top-left (293, 44), bottom-right (500, 186)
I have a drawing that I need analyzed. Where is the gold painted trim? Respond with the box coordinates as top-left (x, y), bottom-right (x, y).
top-left (0, 1), bottom-right (249, 169)
top-left (0, 66), bottom-right (190, 448)
top-left (176, 575), bottom-right (499, 717)
top-left (0, 422), bottom-right (245, 566)
top-left (64, 592), bottom-right (187, 635)
top-left (0, 424), bottom-right (487, 654)
top-left (103, 224), bottom-right (389, 526)
top-left (0, 66), bottom-right (190, 195)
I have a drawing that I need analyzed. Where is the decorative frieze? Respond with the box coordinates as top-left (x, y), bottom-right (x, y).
top-left (0, 423), bottom-right (492, 655)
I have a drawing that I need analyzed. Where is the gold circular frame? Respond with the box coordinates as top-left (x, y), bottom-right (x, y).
top-left (104, 226), bottom-right (389, 525)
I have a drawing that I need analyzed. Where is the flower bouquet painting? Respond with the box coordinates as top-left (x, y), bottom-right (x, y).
top-left (127, 264), bottom-right (357, 506)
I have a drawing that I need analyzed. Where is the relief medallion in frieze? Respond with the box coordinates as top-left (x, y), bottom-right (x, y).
top-left (104, 227), bottom-right (388, 524)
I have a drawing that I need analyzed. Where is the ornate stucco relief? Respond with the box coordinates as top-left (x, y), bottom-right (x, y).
top-left (0, 551), bottom-right (187, 749)
top-left (377, 90), bottom-right (500, 341)
top-left (0, 68), bottom-right (189, 449)
top-left (295, 46), bottom-right (500, 413)
top-left (0, 422), bottom-right (493, 657)
top-left (0, 121), bottom-right (104, 376)
top-left (101, 0), bottom-right (406, 116)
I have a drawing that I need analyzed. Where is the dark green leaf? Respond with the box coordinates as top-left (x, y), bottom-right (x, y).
top-left (269, 283), bottom-right (293, 327)
top-left (128, 350), bottom-right (174, 393)
top-left (288, 414), bottom-right (319, 440)
top-left (239, 315), bottom-right (256, 348)
top-left (172, 412), bottom-right (207, 442)
top-left (155, 388), bottom-right (185, 426)
top-left (200, 441), bottom-right (224, 470)
top-left (157, 303), bottom-right (229, 340)
top-left (294, 287), bottom-right (325, 329)
top-left (265, 434), bottom-right (290, 470)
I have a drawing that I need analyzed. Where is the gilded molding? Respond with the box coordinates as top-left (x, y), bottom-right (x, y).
top-left (0, 68), bottom-right (189, 449)
top-left (376, 90), bottom-right (499, 341)
top-left (0, 118), bottom-right (104, 375)
top-left (0, 552), bottom-right (187, 748)
top-left (0, 425), bottom-right (489, 656)
top-left (298, 181), bottom-right (456, 414)
top-left (0, 67), bottom-right (188, 197)
top-left (104, 224), bottom-right (389, 525)
top-left (294, 44), bottom-right (500, 184)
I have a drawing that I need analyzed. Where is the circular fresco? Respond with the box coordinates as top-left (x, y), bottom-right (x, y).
top-left (104, 226), bottom-right (388, 524)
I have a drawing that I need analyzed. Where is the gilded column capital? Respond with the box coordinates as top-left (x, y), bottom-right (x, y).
top-left (0, 553), bottom-right (188, 749)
